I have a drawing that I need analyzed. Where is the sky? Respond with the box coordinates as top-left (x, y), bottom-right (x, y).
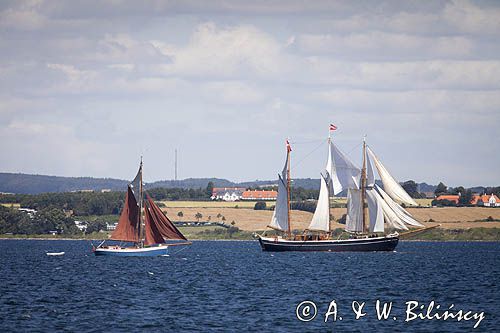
top-left (0, 0), bottom-right (499, 187)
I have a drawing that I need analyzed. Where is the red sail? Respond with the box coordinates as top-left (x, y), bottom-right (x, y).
top-left (110, 186), bottom-right (139, 243)
top-left (145, 194), bottom-right (187, 242)
top-left (144, 203), bottom-right (165, 246)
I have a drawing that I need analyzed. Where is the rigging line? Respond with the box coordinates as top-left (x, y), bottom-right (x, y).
top-left (334, 142), bottom-right (363, 170)
top-left (292, 139), bottom-right (327, 170)
top-left (170, 244), bottom-right (189, 255)
top-left (289, 138), bottom-right (325, 145)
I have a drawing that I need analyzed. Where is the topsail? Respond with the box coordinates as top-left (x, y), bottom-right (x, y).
top-left (326, 141), bottom-right (361, 195)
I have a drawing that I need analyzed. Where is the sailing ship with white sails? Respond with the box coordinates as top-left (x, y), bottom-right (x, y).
top-left (258, 125), bottom-right (426, 252)
top-left (94, 159), bottom-right (191, 256)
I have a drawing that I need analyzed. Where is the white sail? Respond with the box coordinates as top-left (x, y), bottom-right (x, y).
top-left (366, 147), bottom-right (418, 206)
top-left (346, 189), bottom-right (363, 232)
top-left (308, 175), bottom-right (331, 232)
top-left (269, 174), bottom-right (289, 231)
top-left (366, 189), bottom-right (384, 233)
top-left (269, 152), bottom-right (290, 232)
top-left (372, 189), bottom-right (409, 231)
top-left (376, 185), bottom-right (423, 227)
top-left (366, 149), bottom-right (375, 188)
top-left (326, 141), bottom-right (361, 195)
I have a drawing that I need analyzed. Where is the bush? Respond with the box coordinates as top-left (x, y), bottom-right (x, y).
top-left (291, 201), bottom-right (317, 213)
top-left (254, 201), bottom-right (267, 210)
top-left (431, 199), bottom-right (456, 207)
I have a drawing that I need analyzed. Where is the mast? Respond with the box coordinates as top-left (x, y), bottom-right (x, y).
top-left (361, 137), bottom-right (368, 233)
top-left (138, 156), bottom-right (144, 245)
top-left (286, 142), bottom-right (291, 239)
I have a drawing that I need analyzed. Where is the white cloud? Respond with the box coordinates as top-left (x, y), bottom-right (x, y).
top-left (296, 32), bottom-right (474, 60)
top-left (0, 0), bottom-right (46, 31)
top-left (200, 81), bottom-right (266, 105)
top-left (1, 1), bottom-right (499, 186)
top-left (443, 0), bottom-right (500, 34)
top-left (155, 22), bottom-right (287, 79)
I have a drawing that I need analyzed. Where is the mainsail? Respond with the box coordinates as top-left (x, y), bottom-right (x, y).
top-left (307, 174), bottom-right (331, 232)
top-left (346, 188), bottom-right (363, 232)
top-left (269, 175), bottom-right (289, 232)
top-left (268, 148), bottom-right (290, 232)
top-left (366, 147), bottom-right (418, 206)
top-left (366, 188), bottom-right (384, 232)
top-left (326, 141), bottom-right (361, 195)
top-left (110, 186), bottom-right (140, 242)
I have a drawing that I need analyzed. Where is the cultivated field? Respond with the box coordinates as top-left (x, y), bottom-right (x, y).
top-left (1, 203), bottom-right (20, 208)
top-left (160, 205), bottom-right (500, 231)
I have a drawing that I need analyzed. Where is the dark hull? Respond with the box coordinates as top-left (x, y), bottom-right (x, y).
top-left (258, 235), bottom-right (399, 252)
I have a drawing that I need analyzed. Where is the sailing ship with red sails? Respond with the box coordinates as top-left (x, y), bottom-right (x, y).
top-left (94, 159), bottom-right (191, 256)
top-left (259, 125), bottom-right (428, 252)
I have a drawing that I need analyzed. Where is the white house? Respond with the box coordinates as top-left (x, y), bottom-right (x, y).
top-left (211, 187), bottom-right (245, 201)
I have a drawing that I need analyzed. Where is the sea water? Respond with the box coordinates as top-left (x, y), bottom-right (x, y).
top-left (0, 240), bottom-right (498, 332)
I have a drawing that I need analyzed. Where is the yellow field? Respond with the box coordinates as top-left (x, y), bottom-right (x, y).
top-left (1, 203), bottom-right (20, 208)
top-left (160, 206), bottom-right (500, 231)
top-left (414, 198), bottom-right (433, 206)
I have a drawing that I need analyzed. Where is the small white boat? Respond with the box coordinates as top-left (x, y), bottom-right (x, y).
top-left (46, 252), bottom-right (65, 256)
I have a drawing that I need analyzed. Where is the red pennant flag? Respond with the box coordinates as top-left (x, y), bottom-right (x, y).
top-left (330, 124), bottom-right (338, 131)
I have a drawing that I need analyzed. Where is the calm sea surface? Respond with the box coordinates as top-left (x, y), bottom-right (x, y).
top-left (0, 240), bottom-right (498, 332)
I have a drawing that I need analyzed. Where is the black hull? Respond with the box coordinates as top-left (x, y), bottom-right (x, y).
top-left (258, 235), bottom-right (398, 252)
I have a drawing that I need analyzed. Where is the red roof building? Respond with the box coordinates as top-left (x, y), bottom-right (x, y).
top-left (435, 195), bottom-right (460, 204)
top-left (470, 194), bottom-right (500, 207)
top-left (435, 193), bottom-right (500, 207)
top-left (241, 190), bottom-right (278, 201)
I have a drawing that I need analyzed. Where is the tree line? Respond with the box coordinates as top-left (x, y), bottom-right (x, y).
top-left (0, 206), bottom-right (80, 235)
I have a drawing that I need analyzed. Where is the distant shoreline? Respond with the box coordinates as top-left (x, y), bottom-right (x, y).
top-left (1, 234), bottom-right (499, 242)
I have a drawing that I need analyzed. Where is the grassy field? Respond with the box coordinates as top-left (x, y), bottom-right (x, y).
top-left (403, 227), bottom-right (500, 241)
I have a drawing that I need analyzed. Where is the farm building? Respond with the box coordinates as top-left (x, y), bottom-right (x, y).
top-left (211, 187), bottom-right (245, 201)
top-left (241, 190), bottom-right (277, 201)
top-left (470, 194), bottom-right (500, 207)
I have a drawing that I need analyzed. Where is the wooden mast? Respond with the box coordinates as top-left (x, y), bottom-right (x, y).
top-left (361, 138), bottom-right (368, 234)
top-left (138, 156), bottom-right (144, 246)
top-left (286, 142), bottom-right (291, 239)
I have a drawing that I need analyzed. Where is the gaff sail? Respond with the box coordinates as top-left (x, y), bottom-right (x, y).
top-left (346, 188), bottom-right (364, 232)
top-left (110, 186), bottom-right (140, 242)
